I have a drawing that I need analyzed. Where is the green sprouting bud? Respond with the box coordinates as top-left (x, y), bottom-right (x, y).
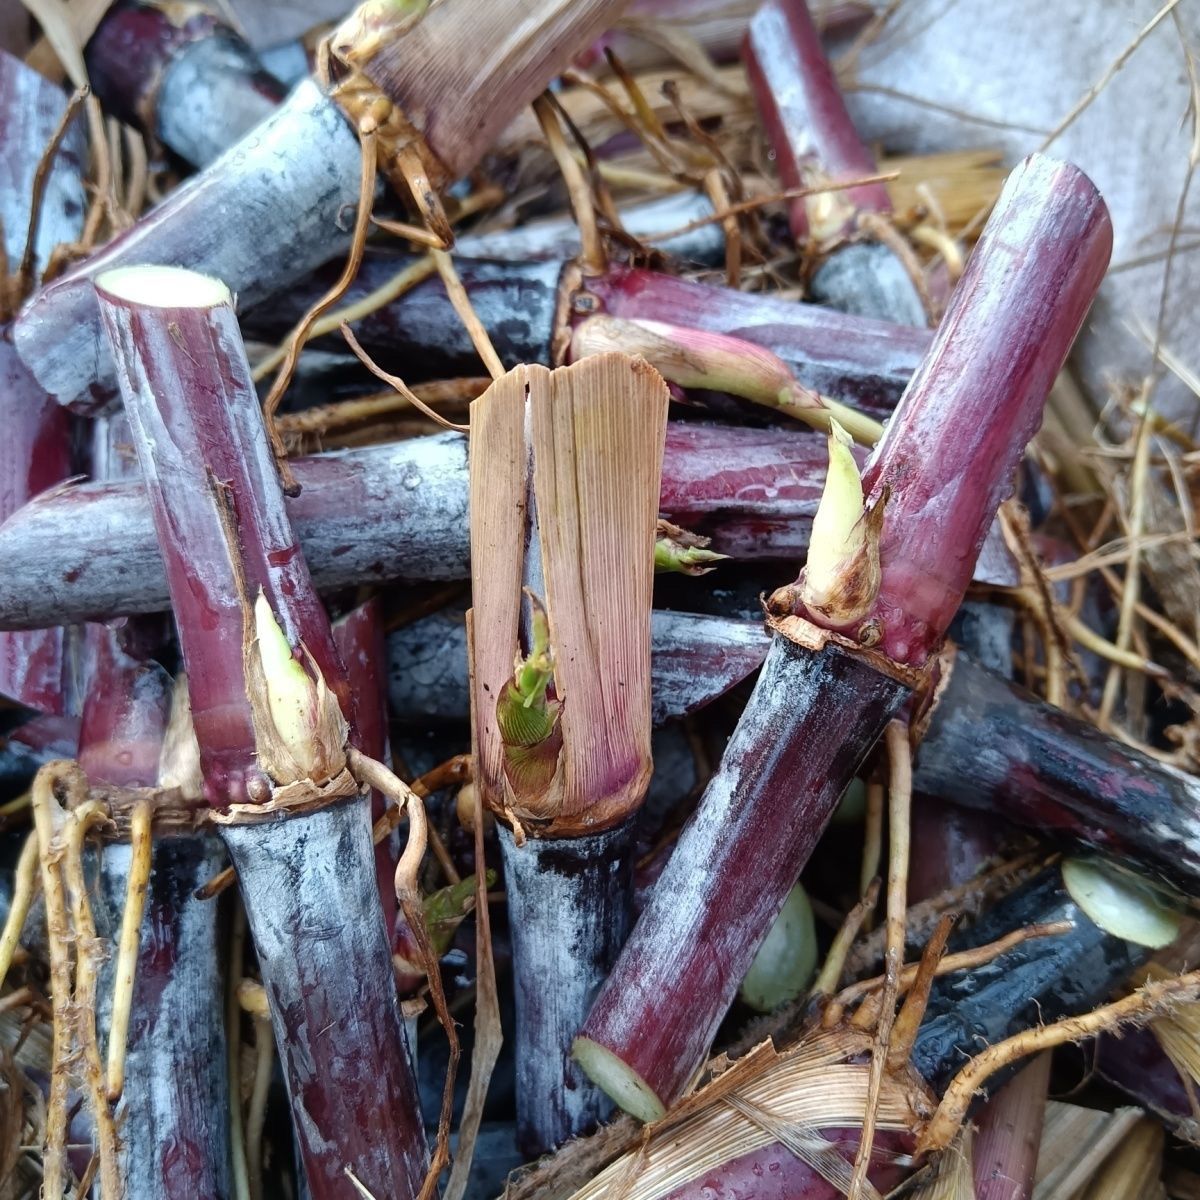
top-left (425, 870), bottom-right (497, 956)
top-left (246, 591), bottom-right (348, 786)
top-left (496, 593), bottom-right (563, 798)
top-left (799, 420), bottom-right (884, 626)
top-left (654, 520), bottom-right (729, 576)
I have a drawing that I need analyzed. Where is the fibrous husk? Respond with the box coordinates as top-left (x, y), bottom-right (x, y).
top-left (468, 353), bottom-right (668, 838)
top-left (1033, 1103), bottom-right (1146, 1200)
top-left (908, 1127), bottom-right (974, 1200)
top-left (564, 1028), bottom-right (930, 1200)
top-left (156, 673), bottom-right (204, 801)
top-left (243, 590), bottom-right (349, 788)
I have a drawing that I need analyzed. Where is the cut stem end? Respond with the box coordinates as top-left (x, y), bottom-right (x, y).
top-left (571, 1037), bottom-right (667, 1124)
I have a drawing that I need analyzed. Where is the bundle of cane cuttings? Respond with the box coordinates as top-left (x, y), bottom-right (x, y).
top-left (0, 1), bottom-right (1198, 1198)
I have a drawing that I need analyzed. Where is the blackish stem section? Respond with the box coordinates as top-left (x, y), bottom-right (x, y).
top-left (0, 423), bottom-right (833, 629)
top-left (742, 0), bottom-right (891, 242)
top-left (502, 822), bottom-right (634, 1155)
top-left (85, 0), bottom-right (284, 167)
top-left (915, 650), bottom-right (1200, 898)
top-left (0, 714), bottom-right (79, 799)
top-left (910, 622), bottom-right (1045, 1200)
top-left (223, 803), bottom-right (427, 1200)
top-left (249, 256), bottom-right (562, 379)
top-left (911, 868), bottom-right (1148, 1089)
top-left (389, 609), bottom-right (771, 728)
top-left (576, 636), bottom-right (907, 1116)
top-left (97, 836), bottom-right (233, 1198)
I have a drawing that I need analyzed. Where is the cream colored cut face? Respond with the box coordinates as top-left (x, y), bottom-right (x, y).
top-left (95, 264), bottom-right (232, 309)
top-left (1062, 858), bottom-right (1181, 949)
top-left (571, 1036), bottom-right (666, 1123)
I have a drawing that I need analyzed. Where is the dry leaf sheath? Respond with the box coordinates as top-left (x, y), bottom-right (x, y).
top-left (469, 352), bottom-right (668, 1152)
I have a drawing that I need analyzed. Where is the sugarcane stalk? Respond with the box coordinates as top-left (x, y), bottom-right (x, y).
top-left (454, 192), bottom-right (725, 263)
top-left (578, 0), bottom-right (875, 73)
top-left (971, 1053), bottom-right (1051, 1200)
top-left (575, 634), bottom-right (908, 1122)
top-left (469, 354), bottom-right (668, 1152)
top-left (905, 799), bottom-right (1008, 905)
top-left (0, 49), bottom-right (88, 713)
top-left (17, 76), bottom-right (359, 412)
top-left (571, 864), bottom-right (1161, 1200)
top-left (333, 597), bottom-right (399, 935)
top-left (0, 422), bottom-right (838, 629)
top-left (389, 608), bottom-right (773, 728)
top-left (906, 598), bottom-right (1016, 908)
top-left (500, 823), bottom-right (636, 1154)
top-left (913, 647), bottom-right (1200, 900)
top-left (574, 154), bottom-right (1112, 1119)
top-left (0, 49), bottom-right (89, 286)
top-left (84, 0), bottom-right (286, 168)
top-left (71, 411), bottom-right (235, 1197)
top-left (15, 0), bottom-right (632, 411)
top-left (76, 624), bottom-right (171, 790)
top-left (905, 636), bottom-right (1046, 1200)
top-left (1095, 1026), bottom-right (1200, 1143)
top-left (243, 259), bottom-right (929, 415)
top-left (742, 0), bottom-right (927, 325)
top-left (83, 672), bottom-right (235, 1198)
top-left (93, 263), bottom-right (427, 1199)
top-left (0, 345), bottom-right (72, 714)
top-left (102, 833), bottom-right (231, 1194)
top-left (390, 598), bottom-right (1200, 905)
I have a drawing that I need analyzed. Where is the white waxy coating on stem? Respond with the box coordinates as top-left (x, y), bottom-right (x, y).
top-left (1062, 859), bottom-right (1181, 949)
top-left (95, 264), bottom-right (232, 309)
top-left (500, 823), bottom-right (636, 1151)
top-left (96, 838), bottom-right (233, 1198)
top-left (15, 80), bottom-right (361, 411)
top-left (156, 34), bottom-right (281, 168)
